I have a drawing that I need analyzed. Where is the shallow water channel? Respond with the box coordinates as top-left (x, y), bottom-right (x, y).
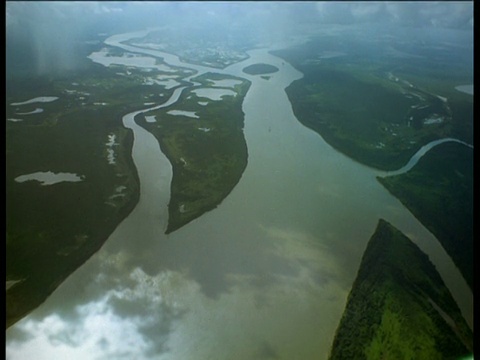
top-left (6, 30), bottom-right (473, 360)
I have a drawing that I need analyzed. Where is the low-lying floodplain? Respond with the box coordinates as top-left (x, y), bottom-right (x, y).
top-left (6, 64), bottom-right (147, 327)
top-left (6, 47), bottom-right (250, 327)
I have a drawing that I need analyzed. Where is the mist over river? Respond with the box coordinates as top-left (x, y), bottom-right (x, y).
top-left (6, 28), bottom-right (472, 360)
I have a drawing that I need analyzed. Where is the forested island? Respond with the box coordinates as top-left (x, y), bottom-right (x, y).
top-left (136, 72), bottom-right (251, 233)
top-left (242, 63), bottom-right (279, 75)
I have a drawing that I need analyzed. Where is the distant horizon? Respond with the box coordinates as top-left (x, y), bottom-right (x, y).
top-left (6, 2), bottom-right (473, 76)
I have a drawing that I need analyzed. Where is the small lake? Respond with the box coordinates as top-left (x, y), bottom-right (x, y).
top-left (145, 115), bottom-right (157, 123)
top-left (14, 171), bottom-right (84, 185)
top-left (16, 108), bottom-right (44, 115)
top-left (10, 96), bottom-right (58, 106)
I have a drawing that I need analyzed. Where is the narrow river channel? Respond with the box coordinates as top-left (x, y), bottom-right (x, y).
top-left (6, 29), bottom-right (473, 360)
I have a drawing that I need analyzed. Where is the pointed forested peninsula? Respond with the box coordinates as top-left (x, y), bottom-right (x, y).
top-left (329, 219), bottom-right (472, 360)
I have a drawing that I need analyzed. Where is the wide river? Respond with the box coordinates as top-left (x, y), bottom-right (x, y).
top-left (6, 29), bottom-right (473, 359)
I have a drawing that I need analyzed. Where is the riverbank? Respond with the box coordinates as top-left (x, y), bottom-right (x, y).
top-left (378, 142), bottom-right (473, 289)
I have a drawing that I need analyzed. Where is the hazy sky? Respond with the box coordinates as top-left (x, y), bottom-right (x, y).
top-left (6, 1), bottom-right (473, 30)
top-left (6, 1), bottom-right (473, 75)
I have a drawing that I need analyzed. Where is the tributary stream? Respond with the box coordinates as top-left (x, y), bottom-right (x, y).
top-left (6, 29), bottom-right (473, 360)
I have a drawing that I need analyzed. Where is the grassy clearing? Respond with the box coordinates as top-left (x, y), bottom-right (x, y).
top-left (328, 219), bottom-right (472, 360)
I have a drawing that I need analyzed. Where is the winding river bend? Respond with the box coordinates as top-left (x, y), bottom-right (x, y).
top-left (6, 30), bottom-right (473, 360)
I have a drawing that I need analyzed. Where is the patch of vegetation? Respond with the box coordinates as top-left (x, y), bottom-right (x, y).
top-left (377, 142), bottom-right (473, 289)
top-left (272, 34), bottom-right (473, 170)
top-left (135, 73), bottom-right (251, 233)
top-left (5, 61), bottom-right (178, 328)
top-left (243, 63), bottom-right (279, 75)
top-left (329, 219), bottom-right (472, 360)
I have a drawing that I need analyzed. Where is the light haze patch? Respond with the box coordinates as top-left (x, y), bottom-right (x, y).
top-left (455, 85), bottom-right (473, 95)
